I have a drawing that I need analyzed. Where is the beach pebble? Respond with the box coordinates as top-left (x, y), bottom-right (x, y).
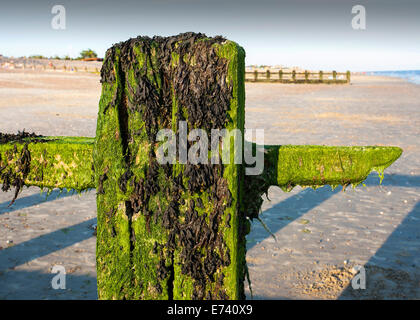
top-left (387, 191), bottom-right (392, 196)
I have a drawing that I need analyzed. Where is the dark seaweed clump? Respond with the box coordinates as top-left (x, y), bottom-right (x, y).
top-left (101, 33), bottom-right (247, 299)
top-left (0, 130), bottom-right (43, 144)
top-left (0, 131), bottom-right (43, 206)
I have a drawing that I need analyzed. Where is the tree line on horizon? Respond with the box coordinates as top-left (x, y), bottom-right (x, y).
top-left (27, 48), bottom-right (99, 60)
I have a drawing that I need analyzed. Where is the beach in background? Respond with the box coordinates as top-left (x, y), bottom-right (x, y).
top-left (0, 68), bottom-right (419, 299)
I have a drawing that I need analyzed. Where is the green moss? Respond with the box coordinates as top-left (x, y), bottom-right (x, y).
top-left (126, 42), bottom-right (172, 300)
top-left (263, 145), bottom-right (403, 190)
top-left (215, 40), bottom-right (246, 299)
top-left (94, 48), bottom-right (134, 299)
top-left (0, 137), bottom-right (94, 191)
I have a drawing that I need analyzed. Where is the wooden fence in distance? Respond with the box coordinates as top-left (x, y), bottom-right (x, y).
top-left (245, 70), bottom-right (351, 84)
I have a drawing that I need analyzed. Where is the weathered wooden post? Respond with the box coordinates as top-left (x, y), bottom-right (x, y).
top-left (0, 33), bottom-right (403, 300)
top-left (254, 70), bottom-right (258, 82)
top-left (279, 70), bottom-right (283, 82)
top-left (266, 69), bottom-right (270, 81)
top-left (347, 70), bottom-right (351, 83)
top-left (292, 70), bottom-right (296, 82)
top-left (319, 70), bottom-right (323, 82)
top-left (93, 33), bottom-right (248, 300)
top-left (333, 70), bottom-right (337, 81)
top-left (304, 70), bottom-right (309, 83)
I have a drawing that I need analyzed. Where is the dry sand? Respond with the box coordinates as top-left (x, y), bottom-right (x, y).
top-left (0, 70), bottom-right (419, 299)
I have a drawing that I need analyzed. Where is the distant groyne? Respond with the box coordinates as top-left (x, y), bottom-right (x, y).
top-left (245, 70), bottom-right (351, 84)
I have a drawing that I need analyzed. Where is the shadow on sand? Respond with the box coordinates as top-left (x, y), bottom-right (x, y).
top-left (248, 173), bottom-right (420, 250)
top-left (338, 199), bottom-right (420, 299)
top-left (0, 173), bottom-right (419, 299)
top-left (0, 270), bottom-right (97, 300)
top-left (0, 188), bottom-right (87, 215)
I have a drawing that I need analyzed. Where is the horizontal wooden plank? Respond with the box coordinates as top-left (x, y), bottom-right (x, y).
top-left (259, 144), bottom-right (403, 191)
top-left (0, 136), bottom-right (95, 191)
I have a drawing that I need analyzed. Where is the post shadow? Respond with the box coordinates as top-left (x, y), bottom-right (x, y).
top-left (0, 218), bottom-right (96, 270)
top-left (0, 188), bottom-right (92, 215)
top-left (247, 173), bottom-right (420, 250)
top-left (0, 270), bottom-right (97, 300)
top-left (247, 185), bottom-right (341, 250)
top-left (338, 199), bottom-right (420, 299)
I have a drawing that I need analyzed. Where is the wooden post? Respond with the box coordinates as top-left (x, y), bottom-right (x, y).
top-left (254, 70), bottom-right (258, 82)
top-left (266, 69), bottom-right (270, 81)
top-left (346, 70), bottom-right (351, 83)
top-left (333, 70), bottom-right (337, 81)
top-left (304, 70), bottom-right (309, 83)
top-left (279, 70), bottom-right (283, 82)
top-left (292, 70), bottom-right (296, 82)
top-left (94, 34), bottom-right (247, 300)
top-left (319, 70), bottom-right (323, 82)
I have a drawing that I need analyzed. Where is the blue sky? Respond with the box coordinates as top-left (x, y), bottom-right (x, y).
top-left (1, 0), bottom-right (419, 71)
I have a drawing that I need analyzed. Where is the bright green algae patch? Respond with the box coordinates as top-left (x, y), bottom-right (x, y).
top-left (0, 136), bottom-right (94, 190)
top-left (263, 145), bottom-right (403, 191)
top-left (94, 47), bottom-right (134, 299)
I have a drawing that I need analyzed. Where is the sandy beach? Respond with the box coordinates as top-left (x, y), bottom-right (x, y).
top-left (0, 69), bottom-right (419, 299)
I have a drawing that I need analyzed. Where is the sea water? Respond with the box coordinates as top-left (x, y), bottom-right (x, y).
top-left (371, 70), bottom-right (420, 85)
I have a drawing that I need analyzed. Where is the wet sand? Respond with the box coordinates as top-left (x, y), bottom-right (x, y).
top-left (0, 69), bottom-right (419, 299)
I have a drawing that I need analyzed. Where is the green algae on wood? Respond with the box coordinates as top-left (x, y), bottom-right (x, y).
top-left (0, 136), bottom-right (94, 191)
top-left (94, 33), bottom-right (248, 300)
top-left (93, 46), bottom-right (135, 299)
top-left (266, 145), bottom-right (403, 190)
top-left (243, 143), bottom-right (402, 220)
